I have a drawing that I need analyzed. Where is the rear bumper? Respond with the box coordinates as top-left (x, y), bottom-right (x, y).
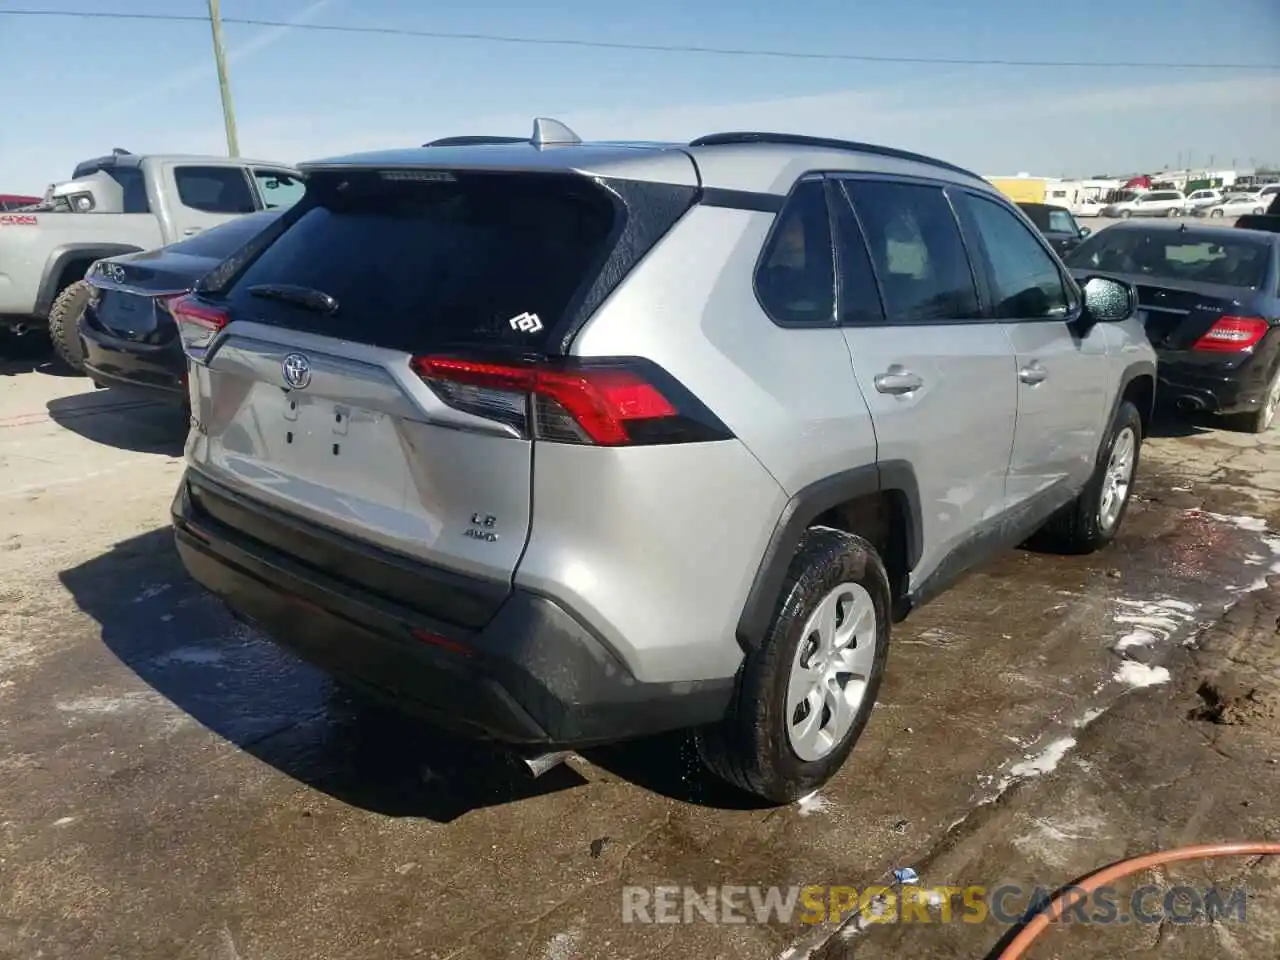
top-left (171, 471), bottom-right (734, 747)
top-left (1156, 346), bottom-right (1278, 416)
top-left (81, 322), bottom-right (187, 399)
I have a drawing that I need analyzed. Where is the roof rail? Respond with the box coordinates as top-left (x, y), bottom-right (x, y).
top-left (422, 135), bottom-right (527, 147)
top-left (687, 132), bottom-right (983, 181)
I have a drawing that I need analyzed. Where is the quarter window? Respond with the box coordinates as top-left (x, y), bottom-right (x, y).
top-left (174, 166), bottom-right (257, 214)
top-left (842, 179), bottom-right (979, 323)
top-left (1047, 209), bottom-right (1076, 233)
top-left (755, 179), bottom-right (836, 326)
top-left (958, 193), bottom-right (1070, 320)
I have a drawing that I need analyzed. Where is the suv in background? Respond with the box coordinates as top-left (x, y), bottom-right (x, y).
top-left (1103, 190), bottom-right (1188, 219)
top-left (170, 120), bottom-right (1155, 803)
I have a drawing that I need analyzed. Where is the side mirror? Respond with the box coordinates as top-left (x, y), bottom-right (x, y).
top-left (1078, 226), bottom-right (1092, 238)
top-left (1081, 276), bottom-right (1137, 323)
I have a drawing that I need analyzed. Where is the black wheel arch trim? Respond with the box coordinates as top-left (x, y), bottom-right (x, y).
top-left (35, 243), bottom-right (145, 317)
top-left (1113, 359), bottom-right (1158, 429)
top-left (735, 460), bottom-right (923, 652)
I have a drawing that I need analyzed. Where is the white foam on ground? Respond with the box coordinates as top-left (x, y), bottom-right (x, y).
top-left (796, 791), bottom-right (832, 817)
top-left (1007, 737), bottom-right (1076, 781)
top-left (1115, 661), bottom-right (1171, 689)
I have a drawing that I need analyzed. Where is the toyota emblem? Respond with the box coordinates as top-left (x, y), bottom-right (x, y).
top-left (282, 353), bottom-right (311, 390)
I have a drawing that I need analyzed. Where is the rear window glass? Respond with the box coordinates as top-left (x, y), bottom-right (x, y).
top-left (163, 210), bottom-right (281, 259)
top-left (225, 170), bottom-right (618, 352)
top-left (1066, 230), bottom-right (1270, 287)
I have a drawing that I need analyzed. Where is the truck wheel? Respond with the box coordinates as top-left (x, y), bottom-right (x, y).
top-left (695, 527), bottom-right (891, 804)
top-left (48, 280), bottom-right (91, 373)
top-left (1037, 400), bottom-right (1143, 554)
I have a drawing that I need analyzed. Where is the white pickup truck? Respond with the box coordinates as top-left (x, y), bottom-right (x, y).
top-left (0, 150), bottom-right (303, 356)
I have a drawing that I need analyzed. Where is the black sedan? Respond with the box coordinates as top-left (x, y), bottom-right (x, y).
top-left (1017, 202), bottom-right (1093, 257)
top-left (1065, 221), bottom-right (1280, 433)
top-left (78, 210), bottom-right (282, 403)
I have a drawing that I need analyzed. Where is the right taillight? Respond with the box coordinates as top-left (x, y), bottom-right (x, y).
top-left (171, 295), bottom-right (230, 361)
top-left (410, 355), bottom-right (733, 446)
top-left (1192, 316), bottom-right (1269, 352)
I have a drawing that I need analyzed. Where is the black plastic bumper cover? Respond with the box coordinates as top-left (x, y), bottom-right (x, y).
top-left (81, 325), bottom-right (187, 399)
top-left (1156, 351), bottom-right (1273, 415)
top-left (171, 472), bottom-right (734, 747)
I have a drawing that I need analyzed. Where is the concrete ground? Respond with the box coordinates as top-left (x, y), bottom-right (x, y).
top-left (1, 338), bottom-right (1277, 960)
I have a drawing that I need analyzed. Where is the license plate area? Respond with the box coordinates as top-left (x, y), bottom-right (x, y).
top-left (271, 390), bottom-right (407, 509)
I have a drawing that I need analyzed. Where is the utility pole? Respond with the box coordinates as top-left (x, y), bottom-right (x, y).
top-left (207, 0), bottom-right (240, 156)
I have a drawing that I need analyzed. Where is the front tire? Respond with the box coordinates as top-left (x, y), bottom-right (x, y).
top-left (695, 528), bottom-right (890, 804)
top-left (1119, 209), bottom-right (1132, 219)
top-left (1209, 208), bottom-right (1224, 218)
top-left (48, 280), bottom-right (91, 372)
top-left (1038, 400), bottom-right (1143, 554)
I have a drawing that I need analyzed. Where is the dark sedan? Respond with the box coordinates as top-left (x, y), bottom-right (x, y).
top-left (1065, 221), bottom-right (1280, 433)
top-left (80, 210), bottom-right (282, 403)
top-left (1017, 202), bottom-right (1092, 257)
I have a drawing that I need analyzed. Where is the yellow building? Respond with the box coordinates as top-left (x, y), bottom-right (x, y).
top-left (985, 175), bottom-right (1051, 204)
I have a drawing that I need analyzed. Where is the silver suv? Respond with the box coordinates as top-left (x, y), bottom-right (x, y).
top-left (170, 119), bottom-right (1156, 803)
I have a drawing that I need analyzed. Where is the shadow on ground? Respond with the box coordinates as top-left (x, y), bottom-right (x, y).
top-left (0, 330), bottom-right (79, 378)
top-left (59, 526), bottom-right (765, 823)
top-left (46, 388), bottom-right (186, 455)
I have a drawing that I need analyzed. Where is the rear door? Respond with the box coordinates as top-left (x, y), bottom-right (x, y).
top-left (159, 162), bottom-right (259, 241)
top-left (185, 167), bottom-right (648, 587)
top-left (954, 189), bottom-right (1109, 501)
top-left (833, 176), bottom-right (1018, 587)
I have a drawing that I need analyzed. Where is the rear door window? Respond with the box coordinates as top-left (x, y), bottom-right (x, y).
top-left (174, 166), bottom-right (257, 214)
top-left (842, 179), bottom-right (980, 323)
top-left (223, 169), bottom-right (619, 353)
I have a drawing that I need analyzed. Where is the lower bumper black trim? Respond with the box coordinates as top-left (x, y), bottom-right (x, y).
top-left (172, 475), bottom-right (734, 746)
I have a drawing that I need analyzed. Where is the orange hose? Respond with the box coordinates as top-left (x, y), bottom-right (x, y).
top-left (996, 841), bottom-right (1280, 959)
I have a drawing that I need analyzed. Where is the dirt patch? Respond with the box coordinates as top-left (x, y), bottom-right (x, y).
top-left (1192, 679), bottom-right (1277, 726)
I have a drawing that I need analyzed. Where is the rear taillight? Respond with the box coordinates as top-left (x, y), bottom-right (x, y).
top-left (1192, 316), bottom-right (1269, 352)
top-left (411, 355), bottom-right (732, 446)
top-left (171, 295), bottom-right (230, 361)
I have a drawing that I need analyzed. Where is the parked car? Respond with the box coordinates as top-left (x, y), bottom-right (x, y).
top-left (77, 210), bottom-right (283, 403)
top-left (1234, 192), bottom-right (1280, 234)
top-left (169, 119), bottom-right (1154, 804)
top-left (0, 193), bottom-right (41, 211)
top-left (1184, 189), bottom-right (1224, 211)
top-left (1066, 221), bottom-right (1280, 433)
top-left (0, 149), bottom-right (303, 358)
top-left (1075, 196), bottom-right (1106, 218)
top-left (1196, 194), bottom-right (1271, 219)
top-left (1101, 190), bottom-right (1188, 219)
top-left (1016, 202), bottom-right (1093, 256)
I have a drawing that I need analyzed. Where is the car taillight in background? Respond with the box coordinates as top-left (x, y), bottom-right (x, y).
top-left (411, 355), bottom-right (733, 446)
top-left (1191, 316), bottom-right (1270, 352)
top-left (171, 295), bottom-right (230, 361)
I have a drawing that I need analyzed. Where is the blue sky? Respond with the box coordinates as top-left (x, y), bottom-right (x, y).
top-left (1, 0), bottom-right (1277, 193)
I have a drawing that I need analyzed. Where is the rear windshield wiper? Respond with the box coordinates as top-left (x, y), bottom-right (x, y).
top-left (247, 283), bottom-right (339, 315)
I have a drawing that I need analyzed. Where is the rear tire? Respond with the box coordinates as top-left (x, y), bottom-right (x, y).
top-left (1209, 208), bottom-right (1224, 218)
top-left (1037, 400), bottom-right (1143, 554)
top-left (1254, 207), bottom-right (1265, 216)
top-left (1228, 367), bottom-right (1280, 435)
top-left (48, 280), bottom-right (91, 373)
top-left (1119, 210), bottom-right (1132, 219)
top-left (695, 528), bottom-right (891, 804)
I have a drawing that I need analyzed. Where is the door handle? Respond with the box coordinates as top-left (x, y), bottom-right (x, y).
top-left (874, 368), bottom-right (924, 395)
top-left (1019, 362), bottom-right (1047, 385)
top-left (182, 227), bottom-right (202, 236)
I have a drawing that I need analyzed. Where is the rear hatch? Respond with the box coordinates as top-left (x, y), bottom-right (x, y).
top-left (1066, 229), bottom-right (1272, 351)
top-left (180, 163), bottom-right (700, 618)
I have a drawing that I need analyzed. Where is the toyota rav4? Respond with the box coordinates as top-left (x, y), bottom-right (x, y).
top-left (170, 119), bottom-right (1156, 803)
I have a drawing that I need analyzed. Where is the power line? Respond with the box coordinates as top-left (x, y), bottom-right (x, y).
top-left (2, 7), bottom-right (1279, 71)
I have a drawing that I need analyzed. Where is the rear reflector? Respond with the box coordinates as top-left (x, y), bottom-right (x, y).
top-left (172, 295), bottom-right (230, 360)
top-left (411, 355), bottom-right (731, 446)
top-left (1192, 316), bottom-right (1269, 352)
